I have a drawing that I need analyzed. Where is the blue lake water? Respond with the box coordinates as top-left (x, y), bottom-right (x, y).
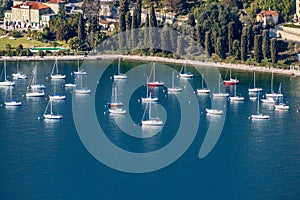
top-left (0, 60), bottom-right (300, 199)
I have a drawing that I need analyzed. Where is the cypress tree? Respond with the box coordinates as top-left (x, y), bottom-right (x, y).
top-left (176, 36), bottom-right (184, 56)
top-left (161, 26), bottom-right (170, 54)
top-left (241, 28), bottom-right (248, 61)
top-left (78, 14), bottom-right (85, 41)
top-left (228, 22), bottom-right (234, 56)
top-left (212, 28), bottom-right (218, 53)
top-left (169, 27), bottom-right (177, 53)
top-left (131, 9), bottom-right (138, 48)
top-left (270, 38), bottom-right (278, 64)
top-left (149, 3), bottom-right (158, 53)
top-left (205, 31), bottom-right (212, 57)
top-left (247, 25), bottom-right (253, 51)
top-left (232, 40), bottom-right (241, 60)
top-left (216, 37), bottom-right (226, 59)
top-left (262, 29), bottom-right (270, 59)
top-left (254, 34), bottom-right (262, 63)
top-left (144, 14), bottom-right (149, 48)
top-left (196, 24), bottom-right (204, 48)
top-left (136, 0), bottom-right (142, 27)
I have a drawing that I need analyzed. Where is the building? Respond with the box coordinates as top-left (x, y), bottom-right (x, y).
top-left (140, 8), bottom-right (176, 25)
top-left (4, 0), bottom-right (64, 30)
top-left (296, 0), bottom-right (300, 21)
top-left (256, 9), bottom-right (279, 27)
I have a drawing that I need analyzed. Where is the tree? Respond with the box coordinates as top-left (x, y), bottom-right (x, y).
top-left (205, 31), bottom-right (212, 57)
top-left (232, 40), bottom-right (241, 60)
top-left (161, 26), bottom-right (170, 54)
top-left (131, 9), bottom-right (138, 48)
top-left (262, 30), bottom-right (270, 59)
top-left (270, 38), bottom-right (278, 64)
top-left (149, 3), bottom-right (158, 53)
top-left (241, 28), bottom-right (248, 61)
top-left (228, 22), bottom-right (234, 56)
top-left (187, 13), bottom-right (196, 27)
top-left (196, 24), bottom-right (204, 48)
top-left (78, 14), bottom-right (86, 41)
top-left (176, 36), bottom-right (184, 56)
top-left (69, 37), bottom-right (81, 53)
top-left (168, 0), bottom-right (186, 15)
top-left (254, 34), bottom-right (262, 63)
top-left (136, 0), bottom-right (142, 27)
top-left (216, 37), bottom-right (226, 59)
top-left (119, 0), bottom-right (129, 14)
top-left (247, 24), bottom-right (254, 51)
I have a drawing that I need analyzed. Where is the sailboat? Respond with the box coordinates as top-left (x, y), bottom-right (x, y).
top-left (250, 92), bottom-right (270, 120)
top-left (141, 77), bottom-right (158, 102)
top-left (168, 71), bottom-right (182, 92)
top-left (197, 73), bottom-right (210, 94)
top-left (74, 59), bottom-right (87, 75)
top-left (74, 74), bottom-right (90, 94)
top-left (43, 99), bottom-right (63, 119)
top-left (108, 82), bottom-right (123, 107)
top-left (266, 73), bottom-right (283, 98)
top-left (248, 72), bottom-right (263, 93)
top-left (179, 62), bottom-right (194, 78)
top-left (30, 65), bottom-right (45, 89)
top-left (50, 59), bottom-right (66, 79)
top-left (274, 102), bottom-right (290, 110)
top-left (114, 58), bottom-right (127, 79)
top-left (142, 100), bottom-right (163, 126)
top-left (49, 79), bottom-right (66, 100)
top-left (12, 61), bottom-right (27, 79)
top-left (230, 78), bottom-right (244, 101)
top-left (224, 67), bottom-right (239, 85)
top-left (212, 74), bottom-right (229, 97)
top-left (26, 66), bottom-right (45, 97)
top-left (0, 60), bottom-right (15, 86)
top-left (4, 85), bottom-right (21, 106)
top-left (147, 63), bottom-right (164, 87)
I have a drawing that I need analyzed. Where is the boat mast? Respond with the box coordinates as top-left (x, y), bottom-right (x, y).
top-left (229, 67), bottom-right (232, 79)
top-left (172, 71), bottom-right (174, 88)
top-left (253, 72), bottom-right (256, 88)
top-left (271, 72), bottom-right (274, 93)
top-left (201, 73), bottom-right (204, 89)
top-left (234, 78), bottom-right (237, 97)
top-left (257, 91), bottom-right (260, 115)
top-left (4, 60), bottom-right (7, 81)
top-left (146, 76), bottom-right (149, 98)
top-left (278, 83), bottom-right (282, 94)
top-left (149, 94), bottom-right (152, 120)
top-left (17, 60), bottom-right (19, 73)
top-left (118, 58), bottom-right (121, 74)
top-left (153, 63), bottom-right (156, 82)
top-left (218, 74), bottom-right (221, 93)
top-left (56, 59), bottom-right (58, 75)
top-left (9, 85), bottom-right (12, 101)
top-left (78, 59), bottom-right (80, 71)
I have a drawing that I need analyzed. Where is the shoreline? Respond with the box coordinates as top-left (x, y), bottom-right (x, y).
top-left (1, 55), bottom-right (300, 77)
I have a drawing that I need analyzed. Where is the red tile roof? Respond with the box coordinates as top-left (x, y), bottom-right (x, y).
top-left (48, 0), bottom-right (64, 4)
top-left (257, 10), bottom-right (279, 17)
top-left (12, 1), bottom-right (49, 10)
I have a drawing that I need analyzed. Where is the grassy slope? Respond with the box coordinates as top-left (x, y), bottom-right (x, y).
top-left (0, 36), bottom-right (67, 49)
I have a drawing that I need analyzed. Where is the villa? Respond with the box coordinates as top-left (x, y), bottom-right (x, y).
top-left (4, 0), bottom-right (65, 30)
top-left (256, 9), bottom-right (279, 27)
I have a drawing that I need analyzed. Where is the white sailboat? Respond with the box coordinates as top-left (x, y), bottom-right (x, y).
top-left (250, 92), bottom-right (270, 120)
top-left (224, 67), bottom-right (239, 85)
top-left (147, 63), bottom-right (164, 87)
top-left (49, 79), bottom-right (66, 100)
top-left (50, 59), bottom-right (66, 79)
top-left (212, 74), bottom-right (229, 97)
top-left (205, 108), bottom-right (224, 115)
top-left (0, 60), bottom-right (15, 86)
top-left (197, 73), bottom-right (210, 94)
top-left (274, 103), bottom-right (290, 110)
top-left (141, 77), bottom-right (158, 102)
top-left (248, 72), bottom-right (263, 93)
top-left (12, 61), bottom-right (27, 79)
top-left (261, 97), bottom-right (276, 104)
top-left (26, 66), bottom-right (45, 97)
top-left (109, 108), bottom-right (126, 114)
top-left (114, 58), bottom-right (127, 79)
top-left (43, 99), bottom-right (63, 119)
top-left (266, 72), bottom-right (283, 98)
top-left (142, 100), bottom-right (163, 126)
top-left (108, 82), bottom-right (123, 107)
top-left (74, 59), bottom-right (87, 75)
top-left (168, 71), bottom-right (182, 92)
top-left (230, 78), bottom-right (244, 101)
top-left (4, 85), bottom-right (21, 106)
top-left (179, 62), bottom-right (194, 78)
top-left (74, 74), bottom-right (90, 94)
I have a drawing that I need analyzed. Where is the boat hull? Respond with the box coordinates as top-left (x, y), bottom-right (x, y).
top-left (51, 74), bottom-right (66, 79)
top-left (74, 88), bottom-right (91, 94)
top-left (0, 81), bottom-right (15, 86)
top-left (141, 97), bottom-right (158, 103)
top-left (212, 93), bottom-right (229, 97)
top-left (197, 89), bottom-right (210, 94)
top-left (114, 74), bottom-right (127, 79)
top-left (248, 88), bottom-right (263, 93)
top-left (26, 91), bottom-right (45, 97)
top-left (49, 95), bottom-right (66, 100)
top-left (224, 79), bottom-right (239, 85)
top-left (12, 73), bottom-right (27, 79)
top-left (5, 101), bottom-right (21, 106)
top-left (251, 114), bottom-right (270, 120)
top-left (44, 114), bottom-right (63, 119)
top-left (109, 109), bottom-right (126, 114)
top-left (142, 119), bottom-right (163, 126)
top-left (206, 108), bottom-right (224, 115)
top-left (230, 96), bottom-right (245, 101)
top-left (168, 87), bottom-right (183, 92)
top-left (147, 82), bottom-right (164, 87)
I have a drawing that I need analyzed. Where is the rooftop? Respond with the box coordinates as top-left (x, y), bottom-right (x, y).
top-left (12, 1), bottom-right (49, 10)
top-left (257, 10), bottom-right (279, 17)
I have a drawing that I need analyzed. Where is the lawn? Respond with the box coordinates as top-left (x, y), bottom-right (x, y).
top-left (0, 36), bottom-right (67, 49)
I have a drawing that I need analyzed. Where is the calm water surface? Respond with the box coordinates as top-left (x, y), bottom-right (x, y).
top-left (0, 60), bottom-right (300, 199)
